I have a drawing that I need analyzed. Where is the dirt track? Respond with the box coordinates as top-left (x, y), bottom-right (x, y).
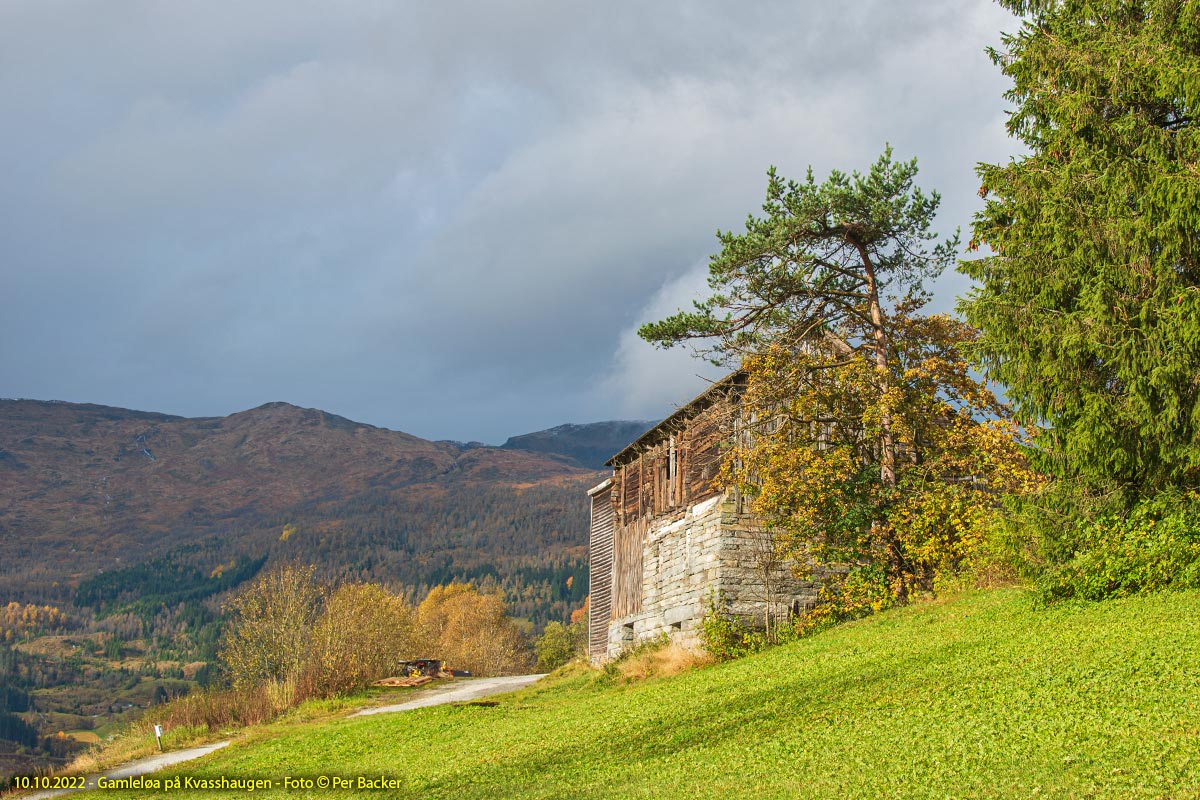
top-left (353, 673), bottom-right (545, 716)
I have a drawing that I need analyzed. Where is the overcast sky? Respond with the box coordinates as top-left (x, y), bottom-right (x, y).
top-left (0, 1), bottom-right (1022, 443)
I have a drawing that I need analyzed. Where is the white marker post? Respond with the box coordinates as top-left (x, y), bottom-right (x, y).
top-left (153, 724), bottom-right (163, 752)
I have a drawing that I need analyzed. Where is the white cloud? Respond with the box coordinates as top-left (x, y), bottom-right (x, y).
top-left (593, 263), bottom-right (723, 421)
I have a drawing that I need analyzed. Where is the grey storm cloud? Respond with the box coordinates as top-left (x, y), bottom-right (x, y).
top-left (0, 1), bottom-right (1021, 443)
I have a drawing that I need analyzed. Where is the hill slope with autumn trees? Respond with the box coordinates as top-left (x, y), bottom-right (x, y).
top-left (0, 397), bottom-right (626, 783)
top-left (0, 398), bottom-right (615, 626)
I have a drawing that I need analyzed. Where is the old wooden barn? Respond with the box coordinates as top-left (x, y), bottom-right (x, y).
top-left (587, 372), bottom-right (818, 662)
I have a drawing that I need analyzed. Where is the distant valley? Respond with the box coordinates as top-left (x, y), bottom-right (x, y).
top-left (0, 399), bottom-right (650, 780)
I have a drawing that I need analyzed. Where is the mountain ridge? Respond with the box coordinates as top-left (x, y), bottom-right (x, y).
top-left (0, 398), bottom-right (628, 624)
top-left (500, 420), bottom-right (655, 469)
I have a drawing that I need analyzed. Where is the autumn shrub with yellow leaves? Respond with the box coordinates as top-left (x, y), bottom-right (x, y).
top-left (220, 568), bottom-right (529, 711)
top-left (301, 582), bottom-right (415, 698)
top-left (413, 582), bottom-right (532, 676)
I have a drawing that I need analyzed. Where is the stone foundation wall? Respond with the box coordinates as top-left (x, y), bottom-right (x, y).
top-left (604, 492), bottom-right (820, 660)
top-left (606, 493), bottom-right (723, 658)
top-left (715, 511), bottom-right (819, 628)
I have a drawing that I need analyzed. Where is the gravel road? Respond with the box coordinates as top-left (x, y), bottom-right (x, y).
top-left (20, 742), bottom-right (231, 800)
top-left (352, 673), bottom-right (545, 716)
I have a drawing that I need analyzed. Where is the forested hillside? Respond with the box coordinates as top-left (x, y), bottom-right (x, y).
top-left (0, 399), bottom-right (603, 626)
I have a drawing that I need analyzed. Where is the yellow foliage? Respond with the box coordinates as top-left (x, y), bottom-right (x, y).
top-left (414, 583), bottom-right (530, 676)
top-left (0, 601), bottom-right (67, 640)
top-left (220, 564), bottom-right (321, 691)
top-left (729, 310), bottom-right (1044, 611)
top-left (302, 583), bottom-right (413, 698)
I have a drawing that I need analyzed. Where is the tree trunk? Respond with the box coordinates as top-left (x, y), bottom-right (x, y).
top-left (856, 241), bottom-right (906, 603)
top-left (887, 538), bottom-right (909, 605)
top-left (763, 571), bottom-right (772, 644)
top-left (861, 258), bottom-right (896, 489)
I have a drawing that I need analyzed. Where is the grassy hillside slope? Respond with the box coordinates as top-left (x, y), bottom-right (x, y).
top-left (76, 589), bottom-right (1200, 798)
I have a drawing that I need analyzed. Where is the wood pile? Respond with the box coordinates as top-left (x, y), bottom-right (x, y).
top-left (371, 675), bottom-right (433, 688)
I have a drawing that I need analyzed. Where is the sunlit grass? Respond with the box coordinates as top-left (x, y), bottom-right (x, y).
top-left (71, 589), bottom-right (1200, 799)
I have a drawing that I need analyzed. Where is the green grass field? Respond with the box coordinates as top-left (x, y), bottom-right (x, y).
top-left (71, 589), bottom-right (1200, 798)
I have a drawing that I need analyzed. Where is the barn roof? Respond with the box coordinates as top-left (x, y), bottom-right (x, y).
top-left (605, 370), bottom-right (745, 467)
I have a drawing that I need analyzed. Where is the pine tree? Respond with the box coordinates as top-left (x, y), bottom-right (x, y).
top-left (961, 0), bottom-right (1200, 500)
top-left (639, 149), bottom-right (974, 602)
top-left (639, 147), bottom-right (959, 492)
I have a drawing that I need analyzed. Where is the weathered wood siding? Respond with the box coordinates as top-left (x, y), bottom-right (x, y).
top-left (598, 385), bottom-right (742, 655)
top-left (611, 516), bottom-right (646, 618)
top-left (611, 397), bottom-right (733, 527)
top-left (682, 404), bottom-right (727, 501)
top-left (587, 481), bottom-right (614, 661)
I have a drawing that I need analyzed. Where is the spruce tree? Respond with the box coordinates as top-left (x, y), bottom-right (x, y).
top-left (961, 0), bottom-right (1200, 499)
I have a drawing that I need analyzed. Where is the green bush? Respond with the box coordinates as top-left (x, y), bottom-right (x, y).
top-left (791, 566), bottom-right (894, 638)
top-left (979, 480), bottom-right (1116, 586)
top-left (698, 594), bottom-right (765, 662)
top-left (534, 621), bottom-right (585, 672)
top-left (1035, 490), bottom-right (1200, 605)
